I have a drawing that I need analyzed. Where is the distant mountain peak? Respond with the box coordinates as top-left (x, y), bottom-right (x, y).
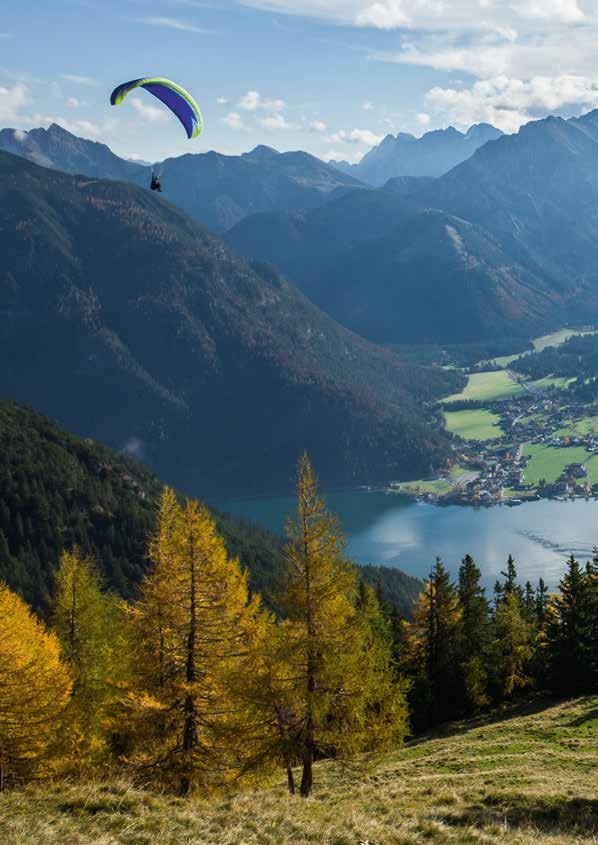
top-left (332, 122), bottom-right (503, 185)
top-left (243, 144), bottom-right (280, 161)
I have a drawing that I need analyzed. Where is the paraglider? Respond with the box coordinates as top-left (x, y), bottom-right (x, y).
top-left (110, 77), bottom-right (203, 192)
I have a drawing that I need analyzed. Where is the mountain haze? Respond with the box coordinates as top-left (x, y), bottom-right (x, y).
top-left (332, 123), bottom-right (503, 186)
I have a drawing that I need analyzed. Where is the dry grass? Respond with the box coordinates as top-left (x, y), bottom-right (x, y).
top-left (1, 697), bottom-right (597, 844)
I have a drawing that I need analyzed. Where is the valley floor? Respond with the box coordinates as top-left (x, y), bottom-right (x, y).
top-left (1, 697), bottom-right (596, 844)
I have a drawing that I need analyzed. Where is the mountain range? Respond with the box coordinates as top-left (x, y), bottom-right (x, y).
top-left (4, 110), bottom-right (598, 355)
top-left (228, 110), bottom-right (598, 343)
top-left (0, 149), bottom-right (461, 495)
top-left (0, 124), bottom-right (361, 232)
top-left (331, 123), bottom-right (503, 186)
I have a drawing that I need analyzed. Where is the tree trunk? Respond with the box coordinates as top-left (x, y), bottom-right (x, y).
top-left (300, 722), bottom-right (313, 797)
top-left (286, 762), bottom-right (295, 795)
top-left (180, 526), bottom-right (197, 796)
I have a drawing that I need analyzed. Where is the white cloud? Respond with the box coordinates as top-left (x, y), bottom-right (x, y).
top-left (417, 112), bottom-right (431, 126)
top-left (13, 129), bottom-right (27, 141)
top-left (363, 101), bottom-right (374, 110)
top-left (0, 84), bottom-right (30, 124)
top-left (238, 90), bottom-right (286, 111)
top-left (309, 119), bottom-right (328, 132)
top-left (217, 96), bottom-right (228, 104)
top-left (260, 113), bottom-right (291, 129)
top-left (59, 74), bottom-right (96, 87)
top-left (237, 0), bottom-right (588, 30)
top-left (131, 97), bottom-right (169, 122)
top-left (328, 127), bottom-right (383, 145)
top-left (510, 0), bottom-right (584, 24)
top-left (223, 111), bottom-right (244, 130)
top-left (138, 16), bottom-right (206, 32)
top-left (424, 74), bottom-right (598, 133)
top-left (66, 97), bottom-right (80, 109)
top-left (355, 0), bottom-right (411, 28)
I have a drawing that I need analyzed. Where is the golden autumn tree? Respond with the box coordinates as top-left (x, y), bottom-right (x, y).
top-left (0, 582), bottom-right (72, 789)
top-left (276, 454), bottom-right (408, 797)
top-left (52, 550), bottom-right (129, 767)
top-left (129, 488), bottom-right (268, 795)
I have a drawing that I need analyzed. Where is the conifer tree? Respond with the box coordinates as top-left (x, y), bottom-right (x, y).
top-left (492, 591), bottom-right (532, 702)
top-left (0, 582), bottom-right (72, 787)
top-left (585, 552), bottom-right (598, 682)
top-left (501, 555), bottom-right (519, 598)
top-left (545, 555), bottom-right (591, 693)
top-left (129, 488), bottom-right (267, 795)
top-left (458, 555), bottom-right (490, 712)
top-left (53, 550), bottom-right (128, 766)
top-left (279, 454), bottom-right (407, 797)
top-left (535, 578), bottom-right (549, 627)
top-left (408, 558), bottom-right (461, 728)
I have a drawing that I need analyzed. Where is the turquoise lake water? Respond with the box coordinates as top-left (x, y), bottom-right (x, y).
top-left (218, 491), bottom-right (598, 589)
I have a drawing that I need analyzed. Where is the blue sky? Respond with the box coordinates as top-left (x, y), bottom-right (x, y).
top-left (2, 0), bottom-right (598, 163)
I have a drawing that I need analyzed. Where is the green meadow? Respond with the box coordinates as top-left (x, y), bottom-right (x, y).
top-left (522, 443), bottom-right (598, 486)
top-left (444, 371), bottom-right (525, 403)
top-left (444, 409), bottom-right (504, 441)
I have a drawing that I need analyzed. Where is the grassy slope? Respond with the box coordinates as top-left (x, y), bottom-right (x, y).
top-left (522, 444), bottom-right (598, 485)
top-left (532, 329), bottom-right (598, 352)
top-left (1, 697), bottom-right (597, 844)
top-left (445, 371), bottom-right (525, 403)
top-left (444, 409), bottom-right (503, 441)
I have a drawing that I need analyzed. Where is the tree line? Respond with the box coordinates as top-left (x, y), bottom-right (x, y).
top-left (1, 454), bottom-right (597, 796)
top-left (402, 551), bottom-right (598, 732)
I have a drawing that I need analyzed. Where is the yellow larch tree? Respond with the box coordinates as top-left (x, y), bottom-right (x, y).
top-left (0, 582), bottom-right (72, 789)
top-left (129, 488), bottom-right (268, 795)
top-left (277, 453), bottom-right (408, 797)
top-left (52, 550), bottom-right (130, 768)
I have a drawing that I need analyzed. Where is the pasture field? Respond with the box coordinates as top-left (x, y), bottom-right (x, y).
top-left (489, 352), bottom-right (523, 368)
top-left (1, 697), bottom-right (597, 845)
top-left (522, 444), bottom-right (593, 485)
top-left (527, 376), bottom-right (576, 392)
top-left (444, 371), bottom-right (525, 403)
top-left (400, 477), bottom-right (453, 495)
top-left (572, 416), bottom-right (598, 436)
top-left (484, 328), bottom-right (597, 369)
top-left (532, 328), bottom-right (598, 352)
top-left (444, 409), bottom-right (503, 441)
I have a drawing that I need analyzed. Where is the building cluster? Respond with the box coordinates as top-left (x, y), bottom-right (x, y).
top-left (401, 392), bottom-right (598, 507)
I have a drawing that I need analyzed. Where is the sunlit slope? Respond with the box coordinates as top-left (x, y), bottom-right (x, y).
top-left (2, 697), bottom-right (596, 844)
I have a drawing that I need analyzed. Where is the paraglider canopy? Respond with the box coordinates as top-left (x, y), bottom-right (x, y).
top-left (110, 77), bottom-right (203, 139)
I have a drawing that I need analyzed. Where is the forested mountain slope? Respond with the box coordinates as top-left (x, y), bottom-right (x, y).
top-left (0, 151), bottom-right (460, 494)
top-left (0, 401), bottom-right (283, 611)
top-left (227, 190), bottom-right (560, 344)
top-left (0, 401), bottom-right (422, 617)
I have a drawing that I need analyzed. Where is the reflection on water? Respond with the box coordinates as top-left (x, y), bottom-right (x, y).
top-left (217, 491), bottom-right (598, 590)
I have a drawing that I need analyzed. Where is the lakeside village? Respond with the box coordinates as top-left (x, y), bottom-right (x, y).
top-left (392, 391), bottom-right (598, 507)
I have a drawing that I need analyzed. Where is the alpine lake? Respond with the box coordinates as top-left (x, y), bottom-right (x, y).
top-left (219, 490), bottom-right (598, 591)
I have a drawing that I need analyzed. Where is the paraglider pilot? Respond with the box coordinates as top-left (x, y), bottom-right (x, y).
top-left (150, 172), bottom-right (162, 192)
